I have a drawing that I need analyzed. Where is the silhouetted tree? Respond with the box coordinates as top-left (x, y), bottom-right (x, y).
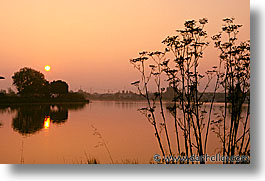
top-left (12, 67), bottom-right (49, 96)
top-left (50, 80), bottom-right (69, 95)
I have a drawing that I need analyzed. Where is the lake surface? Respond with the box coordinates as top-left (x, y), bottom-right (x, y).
top-left (0, 101), bottom-right (249, 164)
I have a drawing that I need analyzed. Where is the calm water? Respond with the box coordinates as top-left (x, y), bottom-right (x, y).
top-left (0, 101), bottom-right (248, 164)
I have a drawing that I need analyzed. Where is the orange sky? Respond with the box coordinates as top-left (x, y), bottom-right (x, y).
top-left (0, 0), bottom-right (249, 93)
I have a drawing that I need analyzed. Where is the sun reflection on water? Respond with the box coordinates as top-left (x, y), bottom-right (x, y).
top-left (44, 116), bottom-right (50, 129)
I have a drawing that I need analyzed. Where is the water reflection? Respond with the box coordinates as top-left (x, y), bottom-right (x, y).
top-left (6, 103), bottom-right (86, 136)
top-left (44, 116), bottom-right (50, 129)
top-left (0, 101), bottom-right (249, 163)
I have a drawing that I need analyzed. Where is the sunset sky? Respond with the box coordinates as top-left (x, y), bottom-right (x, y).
top-left (0, 0), bottom-right (249, 93)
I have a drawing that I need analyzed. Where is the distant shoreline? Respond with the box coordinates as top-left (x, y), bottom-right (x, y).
top-left (0, 94), bottom-right (89, 105)
top-left (0, 101), bottom-right (89, 105)
top-left (82, 90), bottom-right (249, 104)
top-left (88, 99), bottom-right (248, 104)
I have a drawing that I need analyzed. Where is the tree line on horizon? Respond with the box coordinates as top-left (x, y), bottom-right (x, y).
top-left (0, 67), bottom-right (88, 103)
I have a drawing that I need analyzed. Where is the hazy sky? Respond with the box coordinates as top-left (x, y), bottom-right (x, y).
top-left (0, 0), bottom-right (249, 93)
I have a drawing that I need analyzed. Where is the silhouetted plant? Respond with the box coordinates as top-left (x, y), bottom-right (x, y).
top-left (120, 159), bottom-right (138, 164)
top-left (130, 52), bottom-right (166, 158)
top-left (91, 125), bottom-right (114, 164)
top-left (131, 19), bottom-right (214, 163)
top-left (161, 18), bottom-right (212, 163)
top-left (84, 152), bottom-right (100, 164)
top-left (130, 17), bottom-right (250, 164)
top-left (211, 18), bottom-right (250, 163)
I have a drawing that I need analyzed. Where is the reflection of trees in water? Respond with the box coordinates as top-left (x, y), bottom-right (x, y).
top-left (50, 105), bottom-right (68, 125)
top-left (12, 105), bottom-right (50, 135)
top-left (0, 105), bottom-right (16, 114)
top-left (9, 103), bottom-right (86, 136)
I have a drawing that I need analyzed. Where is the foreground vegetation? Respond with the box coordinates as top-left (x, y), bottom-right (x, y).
top-left (130, 18), bottom-right (250, 164)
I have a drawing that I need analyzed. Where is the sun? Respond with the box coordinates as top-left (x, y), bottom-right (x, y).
top-left (44, 65), bottom-right (51, 72)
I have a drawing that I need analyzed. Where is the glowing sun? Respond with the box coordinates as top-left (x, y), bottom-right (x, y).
top-left (44, 65), bottom-right (51, 71)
